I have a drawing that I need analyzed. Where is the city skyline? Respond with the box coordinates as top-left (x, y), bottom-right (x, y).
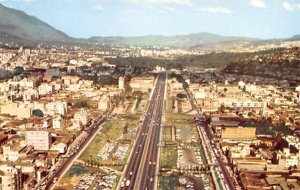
top-left (1, 0), bottom-right (300, 39)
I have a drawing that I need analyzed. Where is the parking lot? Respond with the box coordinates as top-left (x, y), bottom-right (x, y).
top-left (74, 172), bottom-right (119, 190)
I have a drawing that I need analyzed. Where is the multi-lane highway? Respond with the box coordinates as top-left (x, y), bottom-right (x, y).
top-left (121, 73), bottom-right (166, 190)
top-left (186, 89), bottom-right (236, 190)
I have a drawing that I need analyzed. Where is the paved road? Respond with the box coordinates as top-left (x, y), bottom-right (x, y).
top-left (121, 73), bottom-right (166, 190)
top-left (186, 89), bottom-right (236, 190)
top-left (41, 117), bottom-right (106, 190)
top-left (138, 73), bottom-right (165, 190)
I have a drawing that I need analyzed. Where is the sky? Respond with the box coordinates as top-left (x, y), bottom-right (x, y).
top-left (1, 0), bottom-right (300, 39)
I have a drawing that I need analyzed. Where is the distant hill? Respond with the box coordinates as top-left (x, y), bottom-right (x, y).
top-left (289, 35), bottom-right (300, 41)
top-left (88, 33), bottom-right (260, 48)
top-left (222, 47), bottom-right (300, 82)
top-left (0, 3), bottom-right (69, 44)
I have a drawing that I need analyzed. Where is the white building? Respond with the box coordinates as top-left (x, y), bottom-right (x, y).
top-left (53, 115), bottom-right (63, 129)
top-left (2, 145), bottom-right (22, 162)
top-left (50, 143), bottom-right (67, 154)
top-left (45, 101), bottom-right (67, 116)
top-left (130, 77), bottom-right (154, 92)
top-left (98, 96), bottom-right (110, 111)
top-left (195, 89), bottom-right (206, 99)
top-left (118, 77), bottom-right (125, 90)
top-left (245, 84), bottom-right (257, 93)
top-left (38, 83), bottom-right (54, 96)
top-left (73, 109), bottom-right (89, 126)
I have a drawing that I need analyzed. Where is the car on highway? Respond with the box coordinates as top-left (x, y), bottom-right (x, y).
top-left (53, 177), bottom-right (58, 184)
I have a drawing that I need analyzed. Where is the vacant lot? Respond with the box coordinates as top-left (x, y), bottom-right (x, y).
top-left (163, 125), bottom-right (173, 142)
top-left (56, 165), bottom-right (87, 190)
top-left (79, 120), bottom-right (126, 162)
top-left (160, 146), bottom-right (178, 169)
top-left (159, 175), bottom-right (179, 190)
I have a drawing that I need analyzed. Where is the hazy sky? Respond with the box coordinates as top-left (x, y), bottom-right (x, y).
top-left (1, 0), bottom-right (300, 39)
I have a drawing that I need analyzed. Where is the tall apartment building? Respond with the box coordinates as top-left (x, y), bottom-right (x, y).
top-left (0, 165), bottom-right (23, 190)
top-left (25, 130), bottom-right (51, 151)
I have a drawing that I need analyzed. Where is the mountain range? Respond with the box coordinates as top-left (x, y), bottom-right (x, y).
top-left (0, 3), bottom-right (299, 49)
top-left (88, 33), bottom-right (259, 48)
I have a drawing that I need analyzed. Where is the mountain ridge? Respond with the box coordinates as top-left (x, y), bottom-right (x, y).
top-left (0, 3), bottom-right (299, 49)
top-left (0, 3), bottom-right (69, 43)
top-left (88, 33), bottom-right (260, 48)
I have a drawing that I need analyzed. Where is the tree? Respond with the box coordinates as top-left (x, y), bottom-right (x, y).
top-left (13, 66), bottom-right (24, 75)
top-left (70, 69), bottom-right (77, 76)
top-left (248, 112), bottom-right (254, 118)
top-left (32, 109), bottom-right (44, 117)
top-left (176, 93), bottom-right (187, 99)
top-left (123, 124), bottom-right (128, 135)
top-left (74, 101), bottom-right (88, 108)
top-left (219, 104), bottom-right (225, 113)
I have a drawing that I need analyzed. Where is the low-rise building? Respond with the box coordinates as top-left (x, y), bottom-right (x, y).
top-left (221, 127), bottom-right (256, 141)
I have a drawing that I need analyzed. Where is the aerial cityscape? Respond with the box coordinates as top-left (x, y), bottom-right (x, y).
top-left (0, 0), bottom-right (299, 190)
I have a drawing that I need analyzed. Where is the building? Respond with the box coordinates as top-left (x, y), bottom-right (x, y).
top-left (195, 89), bottom-right (206, 99)
top-left (0, 165), bottom-right (23, 190)
top-left (38, 83), bottom-right (54, 96)
top-left (221, 127), bottom-right (256, 141)
top-left (130, 76), bottom-right (154, 92)
top-left (98, 96), bottom-right (110, 111)
top-left (73, 109), bottom-right (89, 126)
top-left (52, 115), bottom-right (63, 129)
top-left (0, 103), bottom-right (31, 119)
top-left (23, 89), bottom-right (39, 101)
top-left (2, 143), bottom-right (25, 162)
top-left (26, 130), bottom-right (51, 151)
top-left (50, 143), bottom-right (67, 154)
top-left (45, 101), bottom-right (67, 116)
top-left (118, 77), bottom-right (125, 90)
top-left (232, 100), bottom-right (267, 109)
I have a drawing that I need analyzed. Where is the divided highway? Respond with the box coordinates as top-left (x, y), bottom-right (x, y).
top-left (121, 73), bottom-right (166, 190)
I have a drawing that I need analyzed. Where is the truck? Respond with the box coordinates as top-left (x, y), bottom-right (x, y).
top-left (120, 181), bottom-right (125, 188)
top-left (126, 180), bottom-right (130, 187)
